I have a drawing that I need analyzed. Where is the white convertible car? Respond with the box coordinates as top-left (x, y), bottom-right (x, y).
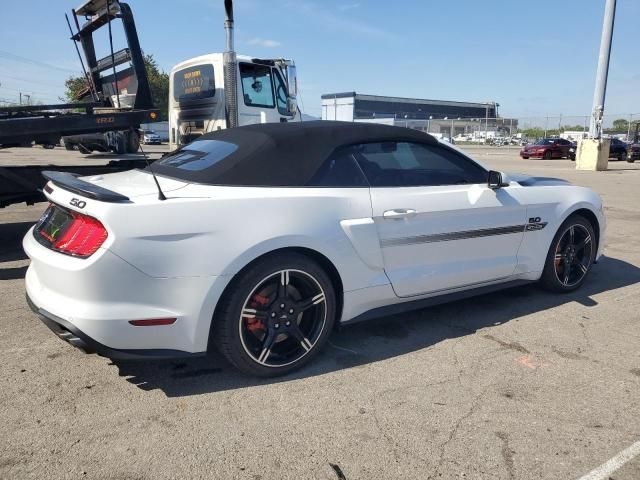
top-left (24, 121), bottom-right (605, 376)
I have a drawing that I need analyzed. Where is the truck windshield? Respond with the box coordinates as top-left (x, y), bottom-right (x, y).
top-left (173, 64), bottom-right (216, 103)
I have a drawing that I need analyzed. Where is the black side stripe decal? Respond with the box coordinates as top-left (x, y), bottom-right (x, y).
top-left (381, 223), bottom-right (543, 248)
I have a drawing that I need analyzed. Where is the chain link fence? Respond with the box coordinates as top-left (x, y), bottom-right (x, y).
top-left (395, 113), bottom-right (640, 145)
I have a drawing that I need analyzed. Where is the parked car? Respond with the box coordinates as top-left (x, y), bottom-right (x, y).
top-left (520, 138), bottom-right (573, 159)
top-left (24, 121), bottom-right (605, 376)
top-left (141, 129), bottom-right (162, 145)
top-left (568, 137), bottom-right (629, 161)
top-left (608, 137), bottom-right (628, 161)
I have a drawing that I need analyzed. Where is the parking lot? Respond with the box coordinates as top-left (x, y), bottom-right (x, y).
top-left (1, 145), bottom-right (639, 479)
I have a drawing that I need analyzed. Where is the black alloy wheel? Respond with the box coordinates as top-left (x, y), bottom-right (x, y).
top-left (213, 253), bottom-right (336, 376)
top-left (540, 215), bottom-right (596, 292)
top-left (543, 150), bottom-right (553, 160)
top-left (239, 269), bottom-right (327, 368)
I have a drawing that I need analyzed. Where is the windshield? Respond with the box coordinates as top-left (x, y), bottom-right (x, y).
top-left (173, 64), bottom-right (216, 103)
top-left (156, 139), bottom-right (238, 172)
top-left (534, 139), bottom-right (554, 145)
top-left (144, 130), bottom-right (156, 134)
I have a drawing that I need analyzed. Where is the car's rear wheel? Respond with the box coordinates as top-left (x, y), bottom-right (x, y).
top-left (543, 150), bottom-right (552, 160)
top-left (540, 215), bottom-right (596, 292)
top-left (213, 252), bottom-right (336, 376)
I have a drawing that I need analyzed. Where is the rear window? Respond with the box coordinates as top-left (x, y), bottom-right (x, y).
top-left (173, 64), bottom-right (216, 103)
top-left (156, 139), bottom-right (238, 171)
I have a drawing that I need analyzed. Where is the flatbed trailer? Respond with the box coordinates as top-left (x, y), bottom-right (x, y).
top-left (0, 0), bottom-right (159, 207)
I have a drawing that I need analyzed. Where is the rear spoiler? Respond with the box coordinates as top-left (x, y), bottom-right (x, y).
top-left (42, 171), bottom-right (130, 203)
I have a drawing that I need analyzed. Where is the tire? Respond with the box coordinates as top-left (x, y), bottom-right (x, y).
top-left (126, 131), bottom-right (140, 154)
top-left (64, 143), bottom-right (75, 151)
top-left (212, 252), bottom-right (337, 377)
top-left (77, 144), bottom-right (92, 154)
top-left (543, 150), bottom-right (552, 160)
top-left (522, 156), bottom-right (529, 160)
top-left (539, 215), bottom-right (596, 293)
top-left (113, 133), bottom-right (127, 155)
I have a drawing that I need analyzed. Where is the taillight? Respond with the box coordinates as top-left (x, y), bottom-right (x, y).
top-left (52, 211), bottom-right (108, 257)
top-left (36, 204), bottom-right (108, 258)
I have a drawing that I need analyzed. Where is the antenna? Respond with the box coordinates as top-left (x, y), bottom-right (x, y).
top-left (134, 127), bottom-right (166, 200)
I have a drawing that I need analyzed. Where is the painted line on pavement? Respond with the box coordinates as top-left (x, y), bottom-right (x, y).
top-left (576, 440), bottom-right (640, 480)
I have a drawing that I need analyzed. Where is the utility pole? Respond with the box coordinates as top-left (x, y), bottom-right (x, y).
top-left (627, 114), bottom-right (633, 141)
top-left (544, 116), bottom-right (549, 138)
top-left (558, 113), bottom-right (563, 133)
top-left (484, 104), bottom-right (489, 140)
top-left (589, 0), bottom-right (616, 138)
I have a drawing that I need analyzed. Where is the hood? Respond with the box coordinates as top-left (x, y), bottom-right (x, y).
top-left (79, 169), bottom-right (189, 198)
top-left (505, 173), bottom-right (571, 187)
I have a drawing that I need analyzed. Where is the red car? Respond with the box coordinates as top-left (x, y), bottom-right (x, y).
top-left (520, 138), bottom-right (573, 159)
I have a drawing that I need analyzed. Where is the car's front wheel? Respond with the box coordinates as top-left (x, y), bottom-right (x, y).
top-left (213, 252), bottom-right (336, 376)
top-left (543, 150), bottom-right (552, 160)
top-left (540, 215), bottom-right (596, 292)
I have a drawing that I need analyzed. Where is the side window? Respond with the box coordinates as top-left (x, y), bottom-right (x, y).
top-left (307, 148), bottom-right (368, 187)
top-left (353, 142), bottom-right (487, 187)
top-left (273, 70), bottom-right (289, 116)
top-left (239, 63), bottom-right (274, 108)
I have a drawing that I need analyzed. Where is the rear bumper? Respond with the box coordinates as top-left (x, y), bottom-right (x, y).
top-left (23, 226), bottom-right (229, 355)
top-left (27, 294), bottom-right (201, 360)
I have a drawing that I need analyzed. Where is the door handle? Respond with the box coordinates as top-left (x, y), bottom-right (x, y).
top-left (383, 208), bottom-right (417, 219)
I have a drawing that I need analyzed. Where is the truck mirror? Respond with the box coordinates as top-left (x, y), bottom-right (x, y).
top-left (287, 97), bottom-right (298, 116)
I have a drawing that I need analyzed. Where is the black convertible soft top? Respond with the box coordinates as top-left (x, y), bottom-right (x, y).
top-left (151, 120), bottom-right (438, 186)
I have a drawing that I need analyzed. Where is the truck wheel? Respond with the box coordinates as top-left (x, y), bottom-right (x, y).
top-left (77, 144), bottom-right (92, 155)
top-left (64, 142), bottom-right (75, 151)
top-left (126, 131), bottom-right (140, 154)
top-left (114, 133), bottom-right (127, 155)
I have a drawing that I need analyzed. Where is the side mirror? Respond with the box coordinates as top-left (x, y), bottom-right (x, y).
top-left (287, 97), bottom-right (298, 116)
top-left (488, 170), bottom-right (507, 189)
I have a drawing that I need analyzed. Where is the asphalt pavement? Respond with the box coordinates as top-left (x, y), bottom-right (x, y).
top-left (1, 145), bottom-right (639, 479)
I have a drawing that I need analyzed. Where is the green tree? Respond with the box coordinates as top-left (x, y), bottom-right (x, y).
top-left (63, 54), bottom-right (169, 120)
top-left (612, 118), bottom-right (629, 132)
top-left (143, 54), bottom-right (169, 121)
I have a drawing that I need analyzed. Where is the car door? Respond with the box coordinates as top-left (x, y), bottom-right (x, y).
top-left (558, 139), bottom-right (572, 158)
top-left (353, 141), bottom-right (527, 298)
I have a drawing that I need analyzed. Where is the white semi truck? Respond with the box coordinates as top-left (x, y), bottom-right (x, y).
top-left (168, 1), bottom-right (300, 150)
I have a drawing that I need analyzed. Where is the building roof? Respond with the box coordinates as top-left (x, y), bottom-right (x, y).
top-left (321, 92), bottom-right (495, 110)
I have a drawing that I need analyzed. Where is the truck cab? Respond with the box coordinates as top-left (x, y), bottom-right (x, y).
top-left (169, 54), bottom-right (299, 149)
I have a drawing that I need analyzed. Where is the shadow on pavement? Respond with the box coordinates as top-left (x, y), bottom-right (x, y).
top-left (0, 221), bottom-right (33, 263)
top-left (113, 255), bottom-right (640, 397)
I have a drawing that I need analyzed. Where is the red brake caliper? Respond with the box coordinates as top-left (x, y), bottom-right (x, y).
top-left (246, 293), bottom-right (270, 333)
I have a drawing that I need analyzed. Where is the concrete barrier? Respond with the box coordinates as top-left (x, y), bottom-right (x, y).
top-left (576, 138), bottom-right (610, 171)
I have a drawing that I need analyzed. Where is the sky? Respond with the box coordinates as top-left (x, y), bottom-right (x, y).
top-left (0, 0), bottom-right (638, 122)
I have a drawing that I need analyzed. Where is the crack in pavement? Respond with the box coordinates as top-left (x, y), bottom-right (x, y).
top-left (483, 334), bottom-right (530, 354)
top-left (495, 431), bottom-right (516, 480)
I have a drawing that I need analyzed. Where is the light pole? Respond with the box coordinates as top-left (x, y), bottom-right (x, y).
top-left (544, 116), bottom-right (549, 138)
top-left (627, 114), bottom-right (633, 141)
top-left (589, 0), bottom-right (617, 138)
